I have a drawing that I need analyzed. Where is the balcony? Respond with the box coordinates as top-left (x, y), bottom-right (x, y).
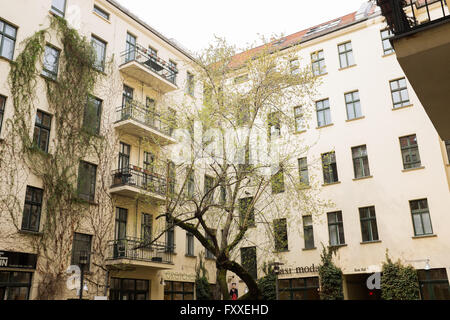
top-left (114, 99), bottom-right (177, 145)
top-left (109, 166), bottom-right (167, 201)
top-left (377, 0), bottom-right (450, 139)
top-left (119, 44), bottom-right (178, 93)
top-left (106, 237), bottom-right (174, 269)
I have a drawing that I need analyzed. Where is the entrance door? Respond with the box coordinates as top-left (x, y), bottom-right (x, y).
top-left (345, 273), bottom-right (381, 300)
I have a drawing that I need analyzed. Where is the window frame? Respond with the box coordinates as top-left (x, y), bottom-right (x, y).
top-left (186, 228), bottom-right (195, 257)
top-left (125, 32), bottom-right (137, 63)
top-left (294, 106), bottom-right (305, 132)
top-left (410, 199), bottom-right (433, 236)
top-left (271, 166), bottom-right (285, 194)
top-left (164, 281), bottom-right (194, 300)
top-left (93, 5), bottom-right (110, 21)
top-left (50, 0), bottom-right (67, 18)
top-left (399, 134), bottom-right (421, 169)
top-left (359, 206), bottom-right (379, 242)
top-left (0, 18), bottom-right (18, 60)
top-left (240, 246), bottom-right (257, 280)
top-left (77, 160), bottom-right (97, 203)
top-left (33, 109), bottom-right (52, 153)
top-left (338, 41), bottom-right (355, 69)
top-left (352, 145), bottom-right (370, 178)
top-left (42, 44), bottom-right (60, 80)
top-left (239, 197), bottom-right (255, 228)
top-left (302, 215), bottom-right (315, 249)
top-left (390, 78), bottom-right (410, 109)
top-left (380, 29), bottom-right (394, 55)
top-left (83, 95), bottom-right (102, 135)
top-left (141, 213), bottom-right (153, 242)
top-left (298, 157), bottom-right (309, 186)
top-left (345, 90), bottom-right (362, 120)
top-left (21, 186), bottom-right (44, 232)
top-left (316, 99), bottom-right (331, 127)
top-left (274, 218), bottom-right (288, 252)
top-left (311, 50), bottom-right (326, 76)
top-left (322, 151), bottom-right (339, 184)
top-left (71, 232), bottom-right (92, 271)
top-left (115, 207), bottom-right (128, 240)
top-left (91, 35), bottom-right (107, 72)
top-left (327, 211), bottom-right (345, 246)
top-left (186, 71), bottom-right (195, 96)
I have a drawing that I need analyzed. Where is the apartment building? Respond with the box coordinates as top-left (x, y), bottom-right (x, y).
top-left (227, 1), bottom-right (450, 300)
top-left (0, 0), bottom-right (215, 300)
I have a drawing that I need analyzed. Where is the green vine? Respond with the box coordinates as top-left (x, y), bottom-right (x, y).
top-left (3, 15), bottom-right (115, 299)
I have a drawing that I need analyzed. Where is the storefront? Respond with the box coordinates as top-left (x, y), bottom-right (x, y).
top-left (278, 276), bottom-right (320, 300)
top-left (109, 277), bottom-right (150, 300)
top-left (0, 251), bottom-right (37, 300)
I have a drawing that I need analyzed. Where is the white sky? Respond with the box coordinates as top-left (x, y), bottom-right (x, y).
top-left (115, 0), bottom-right (371, 54)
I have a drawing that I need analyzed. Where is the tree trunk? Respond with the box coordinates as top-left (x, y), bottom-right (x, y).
top-left (215, 267), bottom-right (228, 300)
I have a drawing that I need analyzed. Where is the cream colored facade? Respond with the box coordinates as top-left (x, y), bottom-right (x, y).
top-left (0, 0), bottom-right (449, 301)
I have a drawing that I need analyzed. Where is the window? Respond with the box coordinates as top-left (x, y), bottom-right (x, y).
top-left (322, 152), bottom-right (339, 184)
top-left (148, 46), bottom-right (157, 57)
top-left (271, 166), bottom-right (285, 194)
top-left (327, 211), bottom-right (345, 246)
top-left (77, 161), bottom-right (97, 202)
top-left (0, 95), bottom-right (5, 134)
top-left (274, 218), bottom-right (288, 252)
top-left (204, 175), bottom-right (214, 203)
top-left (239, 197), bottom-right (255, 228)
top-left (316, 99), bottom-right (331, 127)
top-left (298, 157), bottom-right (309, 186)
top-left (290, 59), bottom-right (300, 75)
top-left (33, 110), bottom-right (52, 153)
top-left (125, 33), bottom-right (136, 62)
top-left (21, 186), bottom-right (43, 232)
top-left (303, 216), bottom-right (314, 249)
top-left (0, 19), bottom-right (17, 60)
top-left (141, 213), bottom-right (152, 242)
top-left (143, 151), bottom-right (154, 173)
top-left (305, 19), bottom-right (340, 36)
top-left (91, 35), bottom-right (106, 72)
top-left (168, 60), bottom-right (177, 84)
top-left (50, 0), bottom-right (66, 17)
top-left (83, 96), bottom-right (102, 135)
top-left (122, 84), bottom-right (134, 107)
top-left (352, 145), bottom-right (370, 178)
top-left (241, 246), bottom-right (257, 280)
top-left (399, 135), bottom-right (421, 169)
top-left (186, 72), bottom-right (194, 96)
top-left (110, 278), bottom-right (149, 300)
top-left (0, 271), bottom-right (33, 300)
top-left (42, 45), bottom-right (60, 80)
top-left (311, 50), bottom-right (326, 76)
top-left (205, 229), bottom-right (216, 259)
top-left (345, 91), bottom-right (362, 120)
top-left (186, 169), bottom-right (195, 198)
top-left (338, 41), bottom-right (355, 68)
top-left (410, 199), bottom-right (433, 236)
top-left (118, 142), bottom-right (130, 170)
top-left (418, 269), bottom-right (450, 300)
top-left (71, 233), bottom-right (92, 270)
top-left (381, 29), bottom-right (394, 55)
top-left (186, 228), bottom-right (194, 256)
top-left (294, 106), bottom-right (305, 132)
top-left (268, 112), bottom-right (281, 139)
top-left (164, 281), bottom-right (194, 300)
top-left (115, 207), bottom-right (128, 240)
top-left (278, 277), bottom-right (320, 300)
top-left (390, 78), bottom-right (410, 109)
top-left (93, 5), bottom-right (110, 20)
top-left (445, 141), bottom-right (450, 163)
top-left (359, 206), bottom-right (379, 242)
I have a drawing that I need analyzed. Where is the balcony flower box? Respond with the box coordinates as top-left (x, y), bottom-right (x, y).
top-left (133, 166), bottom-right (142, 172)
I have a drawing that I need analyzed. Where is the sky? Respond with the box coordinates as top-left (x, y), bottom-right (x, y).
top-left (115, 0), bottom-right (371, 54)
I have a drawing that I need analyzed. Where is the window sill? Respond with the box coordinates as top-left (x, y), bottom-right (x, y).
top-left (93, 11), bottom-right (111, 24)
top-left (19, 229), bottom-right (43, 236)
top-left (293, 129), bottom-right (307, 135)
top-left (302, 247), bottom-right (317, 251)
top-left (40, 73), bottom-right (58, 83)
top-left (316, 123), bottom-right (334, 130)
top-left (412, 234), bottom-right (437, 239)
top-left (402, 166), bottom-right (425, 173)
top-left (185, 254), bottom-right (197, 258)
top-left (322, 181), bottom-right (341, 187)
top-left (328, 244), bottom-right (347, 248)
top-left (392, 104), bottom-right (413, 111)
top-left (49, 10), bottom-right (65, 19)
top-left (314, 72), bottom-right (328, 78)
top-left (273, 249), bottom-right (289, 253)
top-left (0, 55), bottom-right (13, 63)
top-left (338, 64), bottom-right (357, 71)
top-left (360, 240), bottom-right (381, 245)
top-left (346, 116), bottom-right (365, 122)
top-left (382, 52), bottom-right (396, 58)
top-left (353, 175), bottom-right (373, 181)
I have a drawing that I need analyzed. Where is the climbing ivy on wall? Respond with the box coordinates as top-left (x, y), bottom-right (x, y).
top-left (1, 15), bottom-right (118, 299)
top-left (318, 246), bottom-right (344, 300)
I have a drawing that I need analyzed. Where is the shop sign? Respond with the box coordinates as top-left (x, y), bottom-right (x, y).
top-left (279, 263), bottom-right (320, 275)
top-left (0, 251), bottom-right (37, 269)
top-left (163, 271), bottom-right (196, 282)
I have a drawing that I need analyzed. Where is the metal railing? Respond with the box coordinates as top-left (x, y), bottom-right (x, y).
top-left (116, 99), bottom-right (174, 137)
top-left (110, 166), bottom-right (167, 196)
top-left (377, 0), bottom-right (449, 35)
top-left (121, 44), bottom-right (178, 85)
top-left (107, 237), bottom-right (174, 264)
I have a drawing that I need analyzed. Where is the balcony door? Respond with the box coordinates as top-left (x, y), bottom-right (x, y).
top-left (125, 33), bottom-right (136, 63)
top-left (122, 85), bottom-right (134, 120)
top-left (145, 97), bottom-right (156, 127)
top-left (114, 208), bottom-right (128, 258)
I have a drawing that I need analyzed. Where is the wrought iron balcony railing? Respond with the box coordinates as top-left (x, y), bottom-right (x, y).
top-left (121, 44), bottom-right (178, 85)
top-left (111, 166), bottom-right (167, 196)
top-left (377, 0), bottom-right (449, 35)
top-left (107, 237), bottom-right (174, 264)
top-left (116, 99), bottom-right (175, 137)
